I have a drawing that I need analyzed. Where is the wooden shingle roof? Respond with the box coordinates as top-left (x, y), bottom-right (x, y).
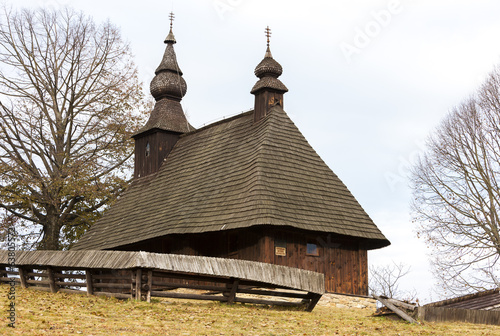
top-left (426, 288), bottom-right (500, 311)
top-left (73, 106), bottom-right (389, 250)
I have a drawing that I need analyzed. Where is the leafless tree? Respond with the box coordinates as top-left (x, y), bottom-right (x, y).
top-left (0, 7), bottom-right (148, 250)
top-left (369, 262), bottom-right (413, 300)
top-left (411, 65), bottom-right (500, 296)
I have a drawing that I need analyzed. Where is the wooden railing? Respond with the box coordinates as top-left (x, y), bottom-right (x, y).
top-left (0, 250), bottom-right (324, 312)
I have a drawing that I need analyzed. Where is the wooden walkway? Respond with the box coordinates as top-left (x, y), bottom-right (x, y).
top-left (0, 250), bottom-right (324, 311)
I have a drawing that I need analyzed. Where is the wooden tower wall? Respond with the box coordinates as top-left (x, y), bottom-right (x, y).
top-left (134, 131), bottom-right (180, 178)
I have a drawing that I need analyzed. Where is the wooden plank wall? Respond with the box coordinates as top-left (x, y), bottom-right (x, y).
top-left (418, 306), bottom-right (500, 326)
top-left (259, 228), bottom-right (368, 296)
top-left (134, 131), bottom-right (180, 178)
top-left (118, 226), bottom-right (368, 295)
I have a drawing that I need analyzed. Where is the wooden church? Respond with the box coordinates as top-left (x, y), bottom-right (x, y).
top-left (73, 20), bottom-right (390, 295)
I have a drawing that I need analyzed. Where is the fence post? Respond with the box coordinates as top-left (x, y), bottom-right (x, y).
top-left (417, 306), bottom-right (425, 322)
top-left (85, 269), bottom-right (93, 296)
top-left (46, 266), bottom-right (58, 293)
top-left (146, 270), bottom-right (153, 303)
top-left (135, 268), bottom-right (142, 301)
top-left (227, 278), bottom-right (239, 304)
top-left (306, 293), bottom-right (322, 312)
top-left (18, 267), bottom-right (28, 289)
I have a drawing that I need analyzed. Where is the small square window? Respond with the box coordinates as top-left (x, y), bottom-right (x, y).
top-left (306, 243), bottom-right (319, 256)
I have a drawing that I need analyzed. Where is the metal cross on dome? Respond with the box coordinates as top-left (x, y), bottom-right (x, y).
top-left (169, 12), bottom-right (175, 29)
top-left (265, 26), bottom-right (271, 46)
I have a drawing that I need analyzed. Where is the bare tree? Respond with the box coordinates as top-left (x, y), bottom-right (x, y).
top-left (0, 7), bottom-right (148, 250)
top-left (369, 262), bottom-right (413, 300)
top-left (411, 65), bottom-right (500, 296)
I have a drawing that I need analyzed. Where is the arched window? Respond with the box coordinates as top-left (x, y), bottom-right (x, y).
top-left (145, 142), bottom-right (150, 157)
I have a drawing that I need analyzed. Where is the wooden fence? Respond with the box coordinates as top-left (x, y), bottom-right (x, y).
top-left (0, 250), bottom-right (324, 312)
top-left (418, 306), bottom-right (500, 326)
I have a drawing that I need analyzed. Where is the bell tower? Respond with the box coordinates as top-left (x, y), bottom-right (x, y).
top-left (251, 27), bottom-right (288, 123)
top-left (133, 13), bottom-right (193, 178)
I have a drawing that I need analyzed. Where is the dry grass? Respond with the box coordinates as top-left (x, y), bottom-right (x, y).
top-left (1, 284), bottom-right (499, 335)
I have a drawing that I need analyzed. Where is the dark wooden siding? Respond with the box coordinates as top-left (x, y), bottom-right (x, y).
top-left (134, 131), bottom-right (180, 178)
top-left (253, 90), bottom-right (284, 122)
top-left (117, 226), bottom-right (369, 295)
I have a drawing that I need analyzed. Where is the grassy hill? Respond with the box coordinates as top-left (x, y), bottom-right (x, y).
top-left (1, 284), bottom-right (499, 335)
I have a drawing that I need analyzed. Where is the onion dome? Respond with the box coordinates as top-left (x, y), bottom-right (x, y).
top-left (251, 28), bottom-right (288, 94)
top-left (150, 27), bottom-right (186, 101)
top-left (254, 46), bottom-right (283, 78)
top-left (135, 13), bottom-right (193, 135)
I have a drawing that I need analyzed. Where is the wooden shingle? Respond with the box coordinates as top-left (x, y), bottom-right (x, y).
top-left (73, 106), bottom-right (389, 250)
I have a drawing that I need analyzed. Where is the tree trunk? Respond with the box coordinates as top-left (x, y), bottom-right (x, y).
top-left (40, 213), bottom-right (61, 250)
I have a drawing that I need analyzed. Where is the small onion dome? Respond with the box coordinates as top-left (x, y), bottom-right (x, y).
top-left (254, 46), bottom-right (283, 78)
top-left (251, 46), bottom-right (288, 94)
top-left (164, 28), bottom-right (176, 44)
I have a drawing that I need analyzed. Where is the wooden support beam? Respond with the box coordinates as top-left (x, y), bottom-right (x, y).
top-left (150, 291), bottom-right (228, 302)
top-left (374, 295), bottom-right (418, 324)
top-left (46, 267), bottom-right (58, 293)
top-left (381, 297), bottom-right (417, 311)
top-left (93, 283), bottom-right (132, 289)
top-left (151, 281), bottom-right (226, 291)
top-left (306, 293), bottom-right (322, 312)
top-left (237, 288), bottom-right (309, 299)
top-left (135, 269), bottom-right (142, 301)
top-left (3, 270), bottom-right (20, 276)
top-left (18, 267), bottom-right (28, 289)
top-left (54, 273), bottom-right (87, 280)
top-left (86, 269), bottom-right (93, 296)
top-left (130, 271), bottom-right (135, 300)
top-left (151, 270), bottom-right (231, 284)
top-left (92, 273), bottom-right (131, 281)
top-left (235, 297), bottom-right (303, 307)
top-left (227, 278), bottom-right (239, 304)
top-left (55, 281), bottom-right (86, 287)
top-left (0, 276), bottom-right (18, 283)
top-left (26, 279), bottom-right (50, 285)
top-left (25, 271), bottom-right (48, 278)
top-left (146, 270), bottom-right (153, 303)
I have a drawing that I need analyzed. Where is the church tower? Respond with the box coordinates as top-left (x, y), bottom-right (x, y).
top-left (133, 13), bottom-right (193, 178)
top-left (251, 27), bottom-right (288, 123)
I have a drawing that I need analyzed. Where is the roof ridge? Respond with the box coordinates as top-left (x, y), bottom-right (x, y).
top-left (180, 110), bottom-right (254, 138)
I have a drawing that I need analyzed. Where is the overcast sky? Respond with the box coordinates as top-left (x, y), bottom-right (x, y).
top-left (9, 0), bottom-right (500, 303)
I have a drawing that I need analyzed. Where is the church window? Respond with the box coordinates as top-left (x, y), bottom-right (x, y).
top-left (306, 243), bottom-right (319, 256)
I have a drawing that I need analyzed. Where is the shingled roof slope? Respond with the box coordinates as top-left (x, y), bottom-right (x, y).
top-left (73, 106), bottom-right (389, 250)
